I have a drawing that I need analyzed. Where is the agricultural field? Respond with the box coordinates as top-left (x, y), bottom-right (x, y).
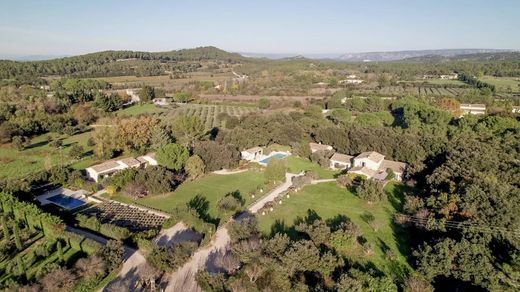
top-left (91, 71), bottom-right (233, 91)
top-left (377, 86), bottom-right (470, 97)
top-left (480, 76), bottom-right (520, 92)
top-left (166, 104), bottom-right (259, 128)
top-left (116, 103), bottom-right (169, 116)
top-left (105, 169), bottom-right (269, 219)
top-left (0, 131), bottom-right (96, 179)
top-left (257, 182), bottom-right (412, 278)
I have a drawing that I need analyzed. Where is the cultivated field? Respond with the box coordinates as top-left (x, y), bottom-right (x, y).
top-left (166, 104), bottom-right (259, 128)
top-left (480, 76), bottom-right (520, 92)
top-left (374, 86), bottom-right (471, 97)
top-left (91, 71), bottom-right (232, 91)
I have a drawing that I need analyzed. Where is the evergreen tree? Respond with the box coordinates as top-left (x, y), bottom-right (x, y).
top-left (57, 240), bottom-right (64, 263)
top-left (1, 215), bottom-right (9, 240)
top-left (13, 223), bottom-right (22, 251)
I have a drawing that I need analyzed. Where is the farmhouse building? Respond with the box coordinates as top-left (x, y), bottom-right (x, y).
top-left (512, 106), bottom-right (520, 113)
top-left (327, 150), bottom-right (407, 181)
top-left (86, 153), bottom-right (158, 182)
top-left (460, 103), bottom-right (486, 115)
top-left (329, 153), bottom-right (354, 170)
top-left (241, 147), bottom-right (263, 161)
top-left (309, 142), bottom-right (333, 153)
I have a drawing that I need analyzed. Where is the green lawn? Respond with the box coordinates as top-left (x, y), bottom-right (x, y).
top-left (116, 103), bottom-right (168, 116)
top-left (0, 131), bottom-right (96, 178)
top-left (107, 169), bottom-right (269, 218)
top-left (480, 76), bottom-right (520, 92)
top-left (286, 156), bottom-right (339, 179)
top-left (257, 182), bottom-right (412, 278)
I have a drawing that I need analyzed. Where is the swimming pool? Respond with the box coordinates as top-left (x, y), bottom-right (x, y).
top-left (47, 194), bottom-right (87, 210)
top-left (259, 153), bottom-right (288, 165)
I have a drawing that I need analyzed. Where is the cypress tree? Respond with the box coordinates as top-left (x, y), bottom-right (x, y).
top-left (13, 223), bottom-right (22, 251)
top-left (57, 240), bottom-right (64, 263)
top-left (16, 256), bottom-right (25, 281)
top-left (1, 215), bottom-right (9, 240)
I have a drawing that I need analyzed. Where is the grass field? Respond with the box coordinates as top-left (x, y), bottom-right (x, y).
top-left (106, 169), bottom-right (269, 218)
top-left (257, 182), bottom-right (412, 278)
top-left (0, 131), bottom-right (96, 178)
top-left (91, 71), bottom-right (232, 91)
top-left (286, 156), bottom-right (339, 179)
top-left (480, 76), bottom-right (520, 92)
top-left (116, 103), bottom-right (169, 116)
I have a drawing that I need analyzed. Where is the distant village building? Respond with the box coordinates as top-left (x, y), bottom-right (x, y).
top-left (460, 103), bottom-right (486, 115)
top-left (440, 73), bottom-right (459, 80)
top-left (309, 142), bottom-right (333, 153)
top-left (339, 79), bottom-right (364, 85)
top-left (126, 89), bottom-right (141, 104)
top-left (86, 153), bottom-right (157, 182)
top-left (512, 106), bottom-right (520, 114)
top-left (153, 98), bottom-right (170, 106)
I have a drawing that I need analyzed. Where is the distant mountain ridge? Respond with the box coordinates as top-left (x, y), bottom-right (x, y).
top-left (337, 49), bottom-right (514, 62)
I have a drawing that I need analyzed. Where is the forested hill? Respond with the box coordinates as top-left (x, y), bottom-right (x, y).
top-left (0, 46), bottom-right (246, 81)
top-left (402, 51), bottom-right (520, 62)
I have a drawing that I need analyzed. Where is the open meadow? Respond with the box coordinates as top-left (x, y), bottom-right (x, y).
top-left (0, 131), bottom-right (96, 179)
top-left (257, 181), bottom-right (412, 279)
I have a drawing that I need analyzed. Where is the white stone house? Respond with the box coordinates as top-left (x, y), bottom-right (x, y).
top-left (309, 142), bottom-right (333, 153)
top-left (460, 104), bottom-right (486, 115)
top-left (86, 153), bottom-right (157, 182)
top-left (344, 151), bottom-right (407, 181)
top-left (329, 153), bottom-right (354, 170)
top-left (241, 147), bottom-right (263, 161)
top-left (512, 106), bottom-right (520, 114)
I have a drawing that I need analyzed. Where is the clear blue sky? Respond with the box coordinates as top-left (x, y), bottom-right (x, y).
top-left (0, 0), bottom-right (518, 56)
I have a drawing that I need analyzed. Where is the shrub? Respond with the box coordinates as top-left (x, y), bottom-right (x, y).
top-left (147, 242), bottom-right (198, 271)
top-left (258, 97), bottom-right (270, 109)
top-left (356, 180), bottom-right (385, 203)
top-left (264, 158), bottom-right (287, 182)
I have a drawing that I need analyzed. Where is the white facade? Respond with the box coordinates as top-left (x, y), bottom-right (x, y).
top-left (241, 147), bottom-right (263, 161)
top-left (86, 153), bottom-right (158, 182)
top-left (460, 104), bottom-right (486, 115)
top-left (352, 157), bottom-right (383, 170)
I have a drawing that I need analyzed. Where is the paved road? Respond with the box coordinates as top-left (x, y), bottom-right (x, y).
top-left (164, 172), bottom-right (301, 291)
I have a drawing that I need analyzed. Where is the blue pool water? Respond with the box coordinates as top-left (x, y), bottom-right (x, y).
top-left (259, 153), bottom-right (288, 164)
top-left (47, 194), bottom-right (86, 210)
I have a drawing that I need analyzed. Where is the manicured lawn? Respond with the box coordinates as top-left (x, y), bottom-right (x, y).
top-left (116, 103), bottom-right (168, 116)
top-left (257, 182), bottom-right (412, 278)
top-left (285, 156), bottom-right (339, 179)
top-left (0, 131), bottom-right (96, 178)
top-left (107, 169), bottom-right (269, 218)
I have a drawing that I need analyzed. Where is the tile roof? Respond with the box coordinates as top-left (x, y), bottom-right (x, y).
top-left (355, 151), bottom-right (385, 163)
top-left (119, 157), bottom-right (141, 167)
top-left (88, 161), bottom-right (122, 173)
top-left (330, 153), bottom-right (353, 164)
top-left (380, 159), bottom-right (407, 173)
top-left (309, 142), bottom-right (332, 152)
top-left (244, 146), bottom-right (263, 153)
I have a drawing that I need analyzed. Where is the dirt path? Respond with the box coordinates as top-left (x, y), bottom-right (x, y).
top-left (165, 227), bottom-right (230, 292)
top-left (103, 222), bottom-right (195, 291)
top-left (212, 168), bottom-right (248, 175)
top-left (164, 172), bottom-right (302, 291)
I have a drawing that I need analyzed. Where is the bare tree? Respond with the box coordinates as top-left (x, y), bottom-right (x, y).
top-left (40, 267), bottom-right (75, 292)
top-left (244, 263), bottom-right (265, 283)
top-left (215, 251), bottom-right (240, 275)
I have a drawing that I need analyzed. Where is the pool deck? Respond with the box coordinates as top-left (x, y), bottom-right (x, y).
top-left (36, 187), bottom-right (91, 208)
